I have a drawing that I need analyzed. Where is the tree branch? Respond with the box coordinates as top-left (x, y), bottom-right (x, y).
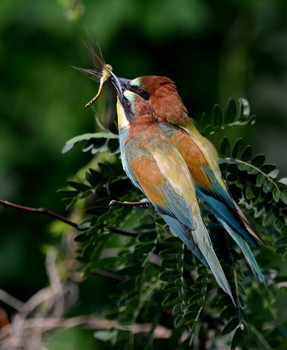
top-left (0, 199), bottom-right (153, 236)
top-left (0, 316), bottom-right (174, 339)
top-left (0, 199), bottom-right (82, 230)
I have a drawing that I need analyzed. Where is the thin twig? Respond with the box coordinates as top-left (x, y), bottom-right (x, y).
top-left (45, 250), bottom-right (65, 317)
top-left (0, 290), bottom-right (24, 311)
top-left (91, 269), bottom-right (124, 282)
top-left (0, 199), bottom-right (82, 230)
top-left (1, 316), bottom-right (172, 339)
top-left (0, 199), bottom-right (154, 238)
top-left (110, 227), bottom-right (145, 236)
top-left (109, 198), bottom-right (150, 208)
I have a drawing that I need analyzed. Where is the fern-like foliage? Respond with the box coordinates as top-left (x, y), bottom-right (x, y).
top-left (62, 119), bottom-right (119, 155)
top-left (219, 137), bottom-right (287, 236)
top-left (60, 98), bottom-right (287, 349)
top-left (199, 98), bottom-right (255, 136)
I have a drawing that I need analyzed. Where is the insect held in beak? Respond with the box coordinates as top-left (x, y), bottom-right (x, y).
top-left (72, 38), bottom-right (113, 109)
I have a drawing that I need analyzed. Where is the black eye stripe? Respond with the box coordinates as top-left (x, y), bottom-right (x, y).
top-left (130, 85), bottom-right (149, 100)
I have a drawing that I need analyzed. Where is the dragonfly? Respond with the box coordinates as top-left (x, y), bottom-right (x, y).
top-left (72, 38), bottom-right (113, 109)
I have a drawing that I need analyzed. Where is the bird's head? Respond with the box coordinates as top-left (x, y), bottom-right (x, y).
top-left (110, 72), bottom-right (155, 129)
top-left (120, 75), bottom-right (189, 125)
top-left (116, 76), bottom-right (175, 100)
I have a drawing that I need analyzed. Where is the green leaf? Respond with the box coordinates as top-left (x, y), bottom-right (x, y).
top-left (94, 330), bottom-right (118, 342)
top-left (78, 220), bottom-right (92, 230)
top-left (231, 327), bottom-right (243, 350)
top-left (256, 173), bottom-right (266, 187)
top-left (263, 211), bottom-right (275, 226)
top-left (261, 164), bottom-right (277, 174)
top-left (232, 138), bottom-right (244, 158)
top-left (263, 179), bottom-right (273, 193)
top-left (281, 190), bottom-right (287, 204)
top-left (279, 177), bottom-right (287, 185)
top-left (272, 187), bottom-right (281, 202)
top-left (67, 181), bottom-right (91, 192)
top-left (62, 142), bottom-right (77, 154)
top-left (221, 318), bottom-right (239, 335)
top-left (203, 125), bottom-right (214, 135)
top-left (160, 270), bottom-right (180, 281)
top-left (58, 189), bottom-right (79, 198)
top-left (239, 97), bottom-right (250, 117)
top-left (174, 314), bottom-right (186, 328)
top-left (245, 185), bottom-right (256, 200)
top-left (98, 162), bottom-right (117, 176)
top-left (188, 293), bottom-right (203, 305)
top-left (107, 138), bottom-right (120, 154)
top-left (91, 138), bottom-right (108, 153)
top-left (225, 99), bottom-right (237, 123)
top-left (162, 294), bottom-right (180, 308)
top-left (251, 154), bottom-right (265, 167)
top-left (212, 105), bottom-right (223, 126)
top-left (220, 305), bottom-right (237, 320)
top-left (220, 138), bottom-right (231, 156)
top-left (238, 162), bottom-right (250, 172)
top-left (86, 168), bottom-right (105, 187)
top-left (82, 138), bottom-right (95, 152)
top-left (66, 132), bottom-right (119, 145)
top-left (162, 282), bottom-right (180, 293)
top-left (269, 168), bottom-right (279, 179)
top-left (216, 294), bottom-right (232, 307)
top-left (246, 165), bottom-right (258, 175)
top-left (62, 132), bottom-right (119, 154)
top-left (241, 145), bottom-right (252, 161)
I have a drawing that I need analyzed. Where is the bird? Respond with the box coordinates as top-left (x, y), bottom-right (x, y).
top-left (108, 72), bottom-right (235, 303)
top-left (115, 75), bottom-right (265, 284)
top-left (72, 42), bottom-right (264, 285)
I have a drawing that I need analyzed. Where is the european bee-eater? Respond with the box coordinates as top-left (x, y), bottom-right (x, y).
top-left (108, 72), bottom-right (235, 303)
top-left (73, 43), bottom-right (264, 285)
top-left (117, 76), bottom-right (265, 283)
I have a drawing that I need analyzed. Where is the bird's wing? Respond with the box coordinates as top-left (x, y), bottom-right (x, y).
top-left (164, 122), bottom-right (264, 247)
top-left (123, 137), bottom-right (197, 228)
top-left (163, 123), bottom-right (265, 280)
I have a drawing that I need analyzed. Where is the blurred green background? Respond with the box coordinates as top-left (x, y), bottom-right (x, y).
top-left (0, 0), bottom-right (286, 347)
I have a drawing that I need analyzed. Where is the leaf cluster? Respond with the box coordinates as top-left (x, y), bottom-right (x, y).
top-left (219, 137), bottom-right (287, 238)
top-left (62, 120), bottom-right (119, 155)
top-left (199, 98), bottom-right (255, 136)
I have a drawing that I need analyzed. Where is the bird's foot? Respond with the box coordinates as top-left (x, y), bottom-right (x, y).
top-left (139, 198), bottom-right (150, 208)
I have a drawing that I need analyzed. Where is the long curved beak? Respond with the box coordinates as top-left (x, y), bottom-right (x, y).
top-left (117, 77), bottom-right (131, 90)
top-left (106, 68), bottom-right (123, 98)
top-left (107, 69), bottom-right (131, 103)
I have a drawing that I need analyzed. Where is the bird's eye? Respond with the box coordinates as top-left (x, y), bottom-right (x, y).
top-left (124, 101), bottom-right (130, 108)
top-left (136, 87), bottom-right (143, 93)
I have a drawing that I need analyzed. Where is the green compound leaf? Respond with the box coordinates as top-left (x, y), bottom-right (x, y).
top-left (62, 131), bottom-right (118, 154)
